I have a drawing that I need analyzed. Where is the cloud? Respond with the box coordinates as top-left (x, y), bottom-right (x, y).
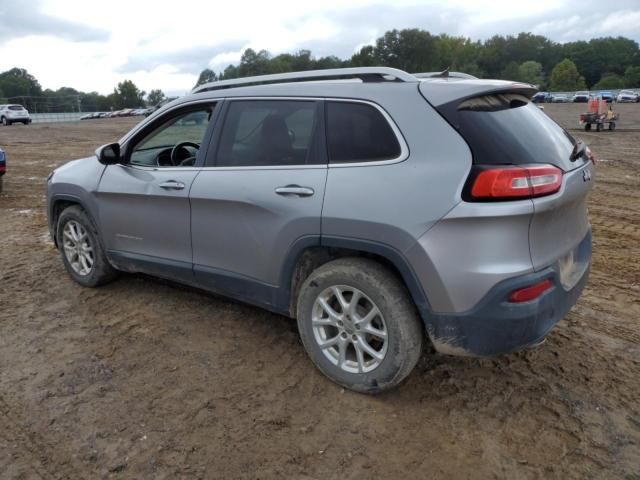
top-left (117, 42), bottom-right (247, 74)
top-left (0, 0), bottom-right (108, 44)
top-left (0, 0), bottom-right (638, 95)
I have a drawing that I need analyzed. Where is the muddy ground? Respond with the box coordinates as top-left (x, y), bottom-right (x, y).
top-left (0, 103), bottom-right (639, 479)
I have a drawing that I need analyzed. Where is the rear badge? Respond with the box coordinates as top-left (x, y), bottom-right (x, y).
top-left (583, 169), bottom-right (592, 182)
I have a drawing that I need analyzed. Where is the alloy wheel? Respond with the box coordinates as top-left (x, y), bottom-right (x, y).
top-left (311, 285), bottom-right (388, 373)
top-left (62, 220), bottom-right (94, 276)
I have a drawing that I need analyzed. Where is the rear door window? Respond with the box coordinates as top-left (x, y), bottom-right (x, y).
top-left (326, 101), bottom-right (401, 164)
top-left (215, 100), bottom-right (320, 167)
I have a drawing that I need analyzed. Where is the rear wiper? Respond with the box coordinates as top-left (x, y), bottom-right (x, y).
top-left (570, 140), bottom-right (586, 162)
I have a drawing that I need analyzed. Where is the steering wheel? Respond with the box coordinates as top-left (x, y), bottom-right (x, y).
top-left (170, 141), bottom-right (200, 166)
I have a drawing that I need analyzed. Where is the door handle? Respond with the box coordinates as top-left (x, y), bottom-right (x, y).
top-left (159, 180), bottom-right (186, 190)
top-left (275, 185), bottom-right (315, 197)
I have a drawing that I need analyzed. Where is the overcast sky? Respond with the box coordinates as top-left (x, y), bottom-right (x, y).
top-left (1, 0), bottom-right (639, 96)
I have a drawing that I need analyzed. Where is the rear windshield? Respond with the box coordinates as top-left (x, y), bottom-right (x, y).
top-left (454, 93), bottom-right (577, 171)
top-left (8, 105), bottom-right (24, 111)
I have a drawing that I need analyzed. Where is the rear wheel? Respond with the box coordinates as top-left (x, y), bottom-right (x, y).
top-left (596, 122), bottom-right (603, 132)
top-left (296, 258), bottom-right (423, 393)
top-left (56, 206), bottom-right (118, 287)
top-left (609, 122), bottom-right (616, 131)
top-left (584, 123), bottom-right (591, 131)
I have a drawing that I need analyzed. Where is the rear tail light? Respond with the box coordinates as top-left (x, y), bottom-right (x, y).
top-left (585, 146), bottom-right (597, 165)
top-left (469, 164), bottom-right (562, 200)
top-left (508, 279), bottom-right (553, 303)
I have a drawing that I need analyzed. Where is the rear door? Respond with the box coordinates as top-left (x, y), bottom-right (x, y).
top-left (97, 103), bottom-right (217, 280)
top-left (189, 99), bottom-right (326, 307)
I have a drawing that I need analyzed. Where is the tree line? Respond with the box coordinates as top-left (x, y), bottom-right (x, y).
top-left (0, 68), bottom-right (166, 112)
top-left (2, 30), bottom-right (639, 113)
top-left (196, 30), bottom-right (640, 92)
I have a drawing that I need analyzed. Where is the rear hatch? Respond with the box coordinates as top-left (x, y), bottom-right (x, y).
top-left (420, 80), bottom-right (594, 276)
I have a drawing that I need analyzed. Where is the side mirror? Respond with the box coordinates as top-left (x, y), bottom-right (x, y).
top-left (96, 143), bottom-right (121, 165)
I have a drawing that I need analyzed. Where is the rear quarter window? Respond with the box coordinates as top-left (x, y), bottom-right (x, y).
top-left (326, 101), bottom-right (401, 163)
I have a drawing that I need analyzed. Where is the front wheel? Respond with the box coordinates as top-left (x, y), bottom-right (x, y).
top-left (296, 258), bottom-right (424, 393)
top-left (1, 117), bottom-right (9, 126)
top-left (56, 206), bottom-right (118, 287)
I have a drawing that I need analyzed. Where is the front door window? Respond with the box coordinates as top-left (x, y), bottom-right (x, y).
top-left (129, 107), bottom-right (214, 167)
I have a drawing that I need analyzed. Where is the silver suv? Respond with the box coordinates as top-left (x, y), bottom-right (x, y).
top-left (47, 68), bottom-right (594, 393)
top-left (0, 104), bottom-right (32, 125)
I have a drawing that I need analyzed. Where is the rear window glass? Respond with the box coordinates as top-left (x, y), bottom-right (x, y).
top-left (456, 94), bottom-right (576, 170)
top-left (326, 102), bottom-right (401, 163)
top-left (216, 100), bottom-right (319, 167)
top-left (8, 105), bottom-right (24, 111)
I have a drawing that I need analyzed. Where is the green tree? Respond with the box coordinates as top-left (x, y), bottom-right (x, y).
top-left (351, 45), bottom-right (376, 67)
top-left (437, 35), bottom-right (482, 74)
top-left (549, 59), bottom-right (586, 91)
top-left (146, 89), bottom-right (166, 106)
top-left (195, 68), bottom-right (217, 87)
top-left (373, 29), bottom-right (441, 72)
top-left (113, 80), bottom-right (145, 108)
top-left (563, 37), bottom-right (640, 87)
top-left (80, 92), bottom-right (110, 112)
top-left (238, 48), bottom-right (271, 77)
top-left (219, 64), bottom-right (239, 80)
top-left (518, 61), bottom-right (544, 86)
top-left (623, 66), bottom-right (640, 87)
top-left (499, 61), bottom-right (521, 81)
top-left (593, 73), bottom-right (624, 90)
top-left (0, 68), bottom-right (43, 110)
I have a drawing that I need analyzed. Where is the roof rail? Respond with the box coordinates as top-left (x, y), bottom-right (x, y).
top-left (414, 70), bottom-right (478, 80)
top-left (192, 67), bottom-right (417, 93)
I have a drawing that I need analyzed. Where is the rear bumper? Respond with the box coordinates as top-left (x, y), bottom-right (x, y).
top-left (426, 230), bottom-right (591, 357)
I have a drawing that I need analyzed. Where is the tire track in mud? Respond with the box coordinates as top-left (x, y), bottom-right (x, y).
top-left (0, 394), bottom-right (81, 480)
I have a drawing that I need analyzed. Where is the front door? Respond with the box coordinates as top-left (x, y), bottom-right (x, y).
top-left (97, 104), bottom-right (217, 280)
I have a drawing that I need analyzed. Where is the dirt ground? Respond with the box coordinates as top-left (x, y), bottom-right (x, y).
top-left (1, 103), bottom-right (639, 479)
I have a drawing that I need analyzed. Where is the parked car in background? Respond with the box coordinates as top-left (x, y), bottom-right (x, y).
top-left (80, 112), bottom-right (108, 120)
top-left (47, 67), bottom-right (595, 393)
top-left (532, 92), bottom-right (551, 103)
top-left (0, 147), bottom-right (5, 192)
top-left (0, 104), bottom-right (32, 125)
top-left (616, 90), bottom-right (639, 103)
top-left (131, 108), bottom-right (153, 116)
top-left (598, 91), bottom-right (614, 103)
top-left (551, 93), bottom-right (570, 103)
top-left (572, 91), bottom-right (590, 103)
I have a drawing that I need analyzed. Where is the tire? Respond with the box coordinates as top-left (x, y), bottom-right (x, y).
top-left (596, 122), bottom-right (603, 132)
top-left (296, 258), bottom-right (424, 393)
top-left (1, 117), bottom-right (10, 126)
top-left (609, 122), bottom-right (616, 131)
top-left (585, 123), bottom-right (591, 131)
top-left (56, 205), bottom-right (118, 287)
